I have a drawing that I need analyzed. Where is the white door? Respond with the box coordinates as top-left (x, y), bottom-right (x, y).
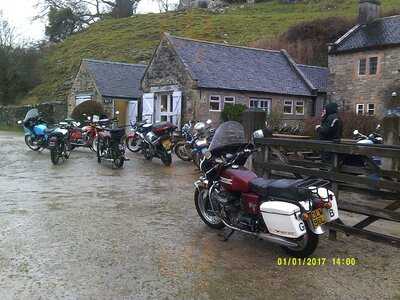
top-left (142, 93), bottom-right (155, 123)
top-left (172, 91), bottom-right (182, 128)
top-left (127, 101), bottom-right (138, 126)
top-left (158, 94), bottom-right (175, 123)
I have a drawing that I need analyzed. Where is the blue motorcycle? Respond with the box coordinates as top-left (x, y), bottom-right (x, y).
top-left (18, 109), bottom-right (50, 151)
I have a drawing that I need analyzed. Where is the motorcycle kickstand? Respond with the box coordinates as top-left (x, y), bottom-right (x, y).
top-left (219, 228), bottom-right (235, 242)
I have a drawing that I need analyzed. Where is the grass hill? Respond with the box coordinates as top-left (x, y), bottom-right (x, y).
top-left (27, 0), bottom-right (400, 103)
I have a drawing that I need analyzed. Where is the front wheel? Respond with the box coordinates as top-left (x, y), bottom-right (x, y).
top-left (126, 136), bottom-right (142, 153)
top-left (174, 141), bottom-right (192, 161)
top-left (281, 224), bottom-right (319, 258)
top-left (25, 135), bottom-right (40, 151)
top-left (194, 188), bottom-right (225, 229)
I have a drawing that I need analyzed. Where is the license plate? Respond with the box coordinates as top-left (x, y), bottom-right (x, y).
top-left (310, 208), bottom-right (326, 227)
top-left (162, 139), bottom-right (172, 150)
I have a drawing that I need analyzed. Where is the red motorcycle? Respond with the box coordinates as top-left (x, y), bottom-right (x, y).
top-left (194, 121), bottom-right (339, 257)
top-left (66, 119), bottom-right (98, 152)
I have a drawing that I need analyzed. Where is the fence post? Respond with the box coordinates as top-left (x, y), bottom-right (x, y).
top-left (329, 152), bottom-right (340, 241)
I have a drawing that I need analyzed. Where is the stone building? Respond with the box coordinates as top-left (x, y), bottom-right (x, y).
top-left (328, 0), bottom-right (400, 119)
top-left (68, 59), bottom-right (146, 125)
top-left (141, 33), bottom-right (327, 128)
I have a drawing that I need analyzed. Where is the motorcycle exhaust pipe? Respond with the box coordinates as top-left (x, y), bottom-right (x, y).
top-left (221, 220), bottom-right (298, 248)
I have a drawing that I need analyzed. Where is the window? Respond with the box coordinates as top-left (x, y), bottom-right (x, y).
top-left (369, 57), bottom-right (378, 75)
top-left (359, 58), bottom-right (367, 75)
top-left (209, 95), bottom-right (221, 111)
top-left (249, 98), bottom-right (271, 113)
top-left (224, 96), bottom-right (235, 108)
top-left (356, 104), bottom-right (364, 115)
top-left (283, 100), bottom-right (293, 114)
top-left (295, 100), bottom-right (305, 115)
top-left (367, 103), bottom-right (375, 116)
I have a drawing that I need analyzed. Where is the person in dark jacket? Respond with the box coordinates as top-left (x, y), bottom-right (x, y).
top-left (316, 103), bottom-right (342, 141)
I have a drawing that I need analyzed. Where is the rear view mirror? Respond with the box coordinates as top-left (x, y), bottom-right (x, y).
top-left (87, 116), bottom-right (91, 121)
top-left (17, 120), bottom-right (22, 125)
top-left (353, 130), bottom-right (359, 136)
top-left (206, 119), bottom-right (212, 125)
top-left (115, 111), bottom-right (120, 115)
top-left (376, 124), bottom-right (381, 130)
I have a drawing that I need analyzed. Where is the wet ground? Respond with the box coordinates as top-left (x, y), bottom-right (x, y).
top-left (0, 131), bottom-right (399, 299)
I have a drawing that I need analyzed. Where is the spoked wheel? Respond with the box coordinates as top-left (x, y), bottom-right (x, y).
top-left (126, 136), bottom-right (142, 153)
top-left (174, 141), bottom-right (192, 161)
top-left (194, 188), bottom-right (225, 229)
top-left (25, 135), bottom-right (40, 151)
top-left (281, 224), bottom-right (319, 258)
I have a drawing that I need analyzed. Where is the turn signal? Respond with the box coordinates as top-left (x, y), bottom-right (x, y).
top-left (324, 202), bottom-right (332, 209)
top-left (302, 213), bottom-right (310, 221)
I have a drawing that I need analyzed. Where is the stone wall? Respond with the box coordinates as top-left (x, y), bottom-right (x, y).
top-left (197, 88), bottom-right (315, 126)
top-left (0, 102), bottom-right (67, 127)
top-left (328, 47), bottom-right (400, 119)
top-left (142, 36), bottom-right (319, 127)
top-left (67, 62), bottom-right (113, 117)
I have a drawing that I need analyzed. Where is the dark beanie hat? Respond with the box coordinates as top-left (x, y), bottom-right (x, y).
top-left (325, 103), bottom-right (338, 115)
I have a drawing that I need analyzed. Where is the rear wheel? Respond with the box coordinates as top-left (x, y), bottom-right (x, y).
top-left (160, 149), bottom-right (172, 166)
top-left (281, 224), bottom-right (319, 258)
top-left (96, 138), bottom-right (102, 163)
top-left (25, 135), bottom-right (40, 151)
top-left (194, 188), bottom-right (225, 229)
top-left (50, 147), bottom-right (60, 165)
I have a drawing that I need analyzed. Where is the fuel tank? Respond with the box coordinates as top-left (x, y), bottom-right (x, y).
top-left (33, 124), bottom-right (47, 136)
top-left (220, 167), bottom-right (257, 193)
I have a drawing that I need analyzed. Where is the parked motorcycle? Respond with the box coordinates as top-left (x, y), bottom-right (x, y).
top-left (194, 121), bottom-right (339, 257)
top-left (66, 117), bottom-right (98, 152)
top-left (174, 120), bottom-right (214, 167)
top-left (125, 121), bottom-right (152, 153)
top-left (142, 121), bottom-right (177, 166)
top-left (48, 122), bottom-right (71, 165)
top-left (18, 109), bottom-right (49, 151)
top-left (96, 113), bottom-right (127, 168)
top-left (341, 125), bottom-right (383, 167)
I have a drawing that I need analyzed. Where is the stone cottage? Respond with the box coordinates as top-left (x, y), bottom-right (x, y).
top-left (141, 33), bottom-right (328, 128)
top-left (328, 0), bottom-right (400, 119)
top-left (68, 59), bottom-right (146, 125)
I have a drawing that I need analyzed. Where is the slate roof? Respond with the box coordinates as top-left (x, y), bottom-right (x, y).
top-left (83, 59), bottom-right (146, 99)
top-left (331, 15), bottom-right (400, 53)
top-left (166, 35), bottom-right (325, 97)
top-left (298, 65), bottom-right (328, 93)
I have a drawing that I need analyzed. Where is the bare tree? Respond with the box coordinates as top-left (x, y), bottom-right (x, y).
top-left (0, 11), bottom-right (15, 47)
top-left (153, 0), bottom-right (178, 12)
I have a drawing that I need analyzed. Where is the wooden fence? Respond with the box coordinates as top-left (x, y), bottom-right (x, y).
top-left (253, 136), bottom-right (400, 248)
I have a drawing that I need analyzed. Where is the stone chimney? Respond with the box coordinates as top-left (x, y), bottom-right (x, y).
top-left (359, 0), bottom-right (381, 24)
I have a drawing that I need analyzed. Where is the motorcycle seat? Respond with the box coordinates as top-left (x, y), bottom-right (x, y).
top-left (249, 178), bottom-right (311, 201)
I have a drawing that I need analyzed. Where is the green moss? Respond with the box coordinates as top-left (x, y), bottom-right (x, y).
top-left (30, 0), bottom-right (400, 103)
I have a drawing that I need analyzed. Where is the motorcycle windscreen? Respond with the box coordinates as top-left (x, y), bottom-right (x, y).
top-left (208, 121), bottom-right (247, 155)
top-left (23, 109), bottom-right (39, 123)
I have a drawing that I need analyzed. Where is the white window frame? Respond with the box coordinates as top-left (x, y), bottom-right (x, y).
top-left (283, 100), bottom-right (294, 115)
top-left (209, 95), bottom-right (221, 112)
top-left (249, 98), bottom-right (271, 113)
top-left (358, 58), bottom-right (367, 76)
top-left (295, 100), bottom-right (305, 115)
top-left (356, 103), bottom-right (365, 115)
top-left (367, 103), bottom-right (375, 116)
top-left (223, 96), bottom-right (235, 108)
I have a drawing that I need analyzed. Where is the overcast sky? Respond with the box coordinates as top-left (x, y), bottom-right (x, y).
top-left (0, 0), bottom-right (177, 43)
